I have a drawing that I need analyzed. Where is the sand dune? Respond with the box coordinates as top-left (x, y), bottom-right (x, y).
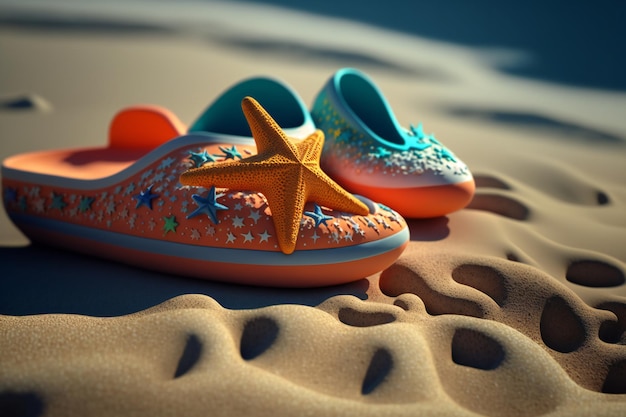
top-left (1, 289), bottom-right (625, 416)
top-left (1, 1), bottom-right (625, 415)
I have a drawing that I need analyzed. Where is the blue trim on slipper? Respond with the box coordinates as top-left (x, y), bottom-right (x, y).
top-left (10, 213), bottom-right (409, 267)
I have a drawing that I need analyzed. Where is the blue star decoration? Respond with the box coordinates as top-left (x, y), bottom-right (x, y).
top-left (409, 123), bottom-right (425, 139)
top-left (79, 196), bottom-right (94, 213)
top-left (402, 123), bottom-right (432, 151)
top-left (434, 147), bottom-right (456, 162)
top-left (187, 185), bottom-right (229, 224)
top-left (18, 196), bottom-right (27, 212)
top-left (218, 145), bottom-right (242, 160)
top-left (378, 203), bottom-right (394, 213)
top-left (370, 146), bottom-right (392, 159)
top-left (188, 150), bottom-right (217, 167)
top-left (3, 187), bottom-right (17, 204)
top-left (441, 148), bottom-right (456, 162)
top-left (133, 185), bottom-right (159, 210)
top-left (50, 192), bottom-right (67, 211)
top-left (304, 204), bottom-right (333, 228)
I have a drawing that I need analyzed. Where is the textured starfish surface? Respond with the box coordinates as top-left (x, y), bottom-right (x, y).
top-left (180, 97), bottom-right (369, 254)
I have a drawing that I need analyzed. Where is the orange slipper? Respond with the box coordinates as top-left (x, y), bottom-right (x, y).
top-left (2, 77), bottom-right (409, 287)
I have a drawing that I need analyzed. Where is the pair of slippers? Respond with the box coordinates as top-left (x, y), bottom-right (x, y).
top-left (2, 68), bottom-right (474, 287)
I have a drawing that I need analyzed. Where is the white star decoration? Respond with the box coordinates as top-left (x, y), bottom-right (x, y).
top-left (232, 216), bottom-right (245, 228)
top-left (242, 231), bottom-right (254, 243)
top-left (259, 230), bottom-right (271, 243)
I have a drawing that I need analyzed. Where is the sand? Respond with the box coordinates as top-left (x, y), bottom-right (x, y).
top-left (1, 1), bottom-right (625, 416)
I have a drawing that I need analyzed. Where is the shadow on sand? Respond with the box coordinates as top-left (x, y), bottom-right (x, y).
top-left (0, 244), bottom-right (369, 317)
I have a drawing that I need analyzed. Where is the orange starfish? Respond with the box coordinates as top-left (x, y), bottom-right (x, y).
top-left (180, 96), bottom-right (369, 254)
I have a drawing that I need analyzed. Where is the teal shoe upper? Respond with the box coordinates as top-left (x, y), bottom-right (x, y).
top-left (311, 68), bottom-right (473, 189)
top-left (190, 76), bottom-right (315, 140)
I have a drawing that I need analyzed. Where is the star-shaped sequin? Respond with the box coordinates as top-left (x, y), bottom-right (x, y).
top-left (241, 231), bottom-right (254, 243)
top-left (258, 230), bottom-right (271, 243)
top-left (304, 204), bottom-right (333, 228)
top-left (248, 210), bottom-right (261, 224)
top-left (186, 186), bottom-right (228, 224)
top-left (232, 216), bottom-right (245, 228)
top-left (3, 187), bottom-right (17, 204)
top-left (163, 215), bottom-right (178, 234)
top-left (180, 97), bottom-right (368, 254)
top-left (78, 196), bottom-right (94, 213)
top-left (409, 123), bottom-right (425, 139)
top-left (219, 145), bottom-right (242, 160)
top-left (159, 157), bottom-right (175, 170)
top-left (370, 147), bottom-right (392, 158)
top-left (188, 149), bottom-right (216, 167)
top-left (405, 123), bottom-right (432, 151)
top-left (50, 192), bottom-right (67, 211)
top-left (125, 183), bottom-right (136, 195)
top-left (133, 185), bottom-right (159, 210)
top-left (440, 148), bottom-right (456, 162)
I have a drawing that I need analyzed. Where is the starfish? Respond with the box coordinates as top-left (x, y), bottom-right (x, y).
top-left (180, 97), bottom-right (369, 254)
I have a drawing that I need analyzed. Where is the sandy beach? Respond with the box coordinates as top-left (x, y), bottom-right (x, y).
top-left (1, 1), bottom-right (625, 415)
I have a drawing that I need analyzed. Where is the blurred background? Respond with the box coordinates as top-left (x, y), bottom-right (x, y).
top-left (1, 0), bottom-right (625, 89)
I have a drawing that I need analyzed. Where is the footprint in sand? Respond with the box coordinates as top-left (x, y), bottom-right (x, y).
top-left (566, 260), bottom-right (625, 288)
top-left (337, 307), bottom-right (397, 327)
top-left (451, 328), bottom-right (505, 371)
top-left (597, 301), bottom-right (626, 344)
top-left (468, 168), bottom-right (611, 222)
top-left (603, 360), bottom-right (626, 394)
top-left (240, 316), bottom-right (280, 361)
top-left (361, 348), bottom-right (394, 395)
top-left (378, 256), bottom-right (626, 393)
top-left (508, 159), bottom-right (612, 206)
top-left (467, 174), bottom-right (530, 220)
top-left (451, 264), bottom-right (508, 308)
top-left (539, 296), bottom-right (586, 353)
top-left (379, 263), bottom-right (486, 318)
top-left (467, 172), bottom-right (624, 300)
top-left (174, 334), bottom-right (203, 378)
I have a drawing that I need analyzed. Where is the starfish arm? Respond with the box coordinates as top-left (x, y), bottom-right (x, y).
top-left (180, 159), bottom-right (282, 191)
top-left (241, 97), bottom-right (299, 160)
top-left (304, 168), bottom-right (369, 216)
top-left (260, 171), bottom-right (308, 255)
top-left (179, 97), bottom-right (374, 255)
top-left (294, 130), bottom-right (325, 162)
top-left (294, 130), bottom-right (367, 215)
